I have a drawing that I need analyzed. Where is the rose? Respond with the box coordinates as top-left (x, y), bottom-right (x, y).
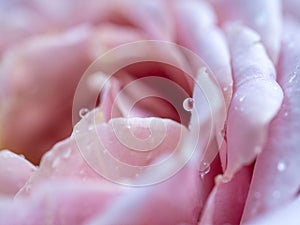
top-left (0, 0), bottom-right (300, 225)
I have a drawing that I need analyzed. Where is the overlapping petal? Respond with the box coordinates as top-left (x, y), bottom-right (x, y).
top-left (225, 24), bottom-right (283, 179)
top-left (241, 19), bottom-right (300, 223)
top-left (0, 150), bottom-right (35, 196)
top-left (209, 0), bottom-right (282, 62)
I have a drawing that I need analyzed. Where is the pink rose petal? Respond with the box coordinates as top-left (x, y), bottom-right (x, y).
top-left (18, 109), bottom-right (193, 194)
top-left (172, 0), bottom-right (233, 107)
top-left (284, 0), bottom-right (300, 21)
top-left (189, 67), bottom-right (227, 171)
top-left (0, 150), bottom-right (35, 196)
top-left (209, 0), bottom-right (282, 62)
top-left (199, 166), bottom-right (252, 225)
top-left (1, 180), bottom-right (123, 225)
top-left (225, 24), bottom-right (283, 179)
top-left (244, 196), bottom-right (300, 225)
top-left (0, 25), bottom-right (92, 163)
top-left (241, 19), bottom-right (300, 223)
top-left (86, 165), bottom-right (202, 225)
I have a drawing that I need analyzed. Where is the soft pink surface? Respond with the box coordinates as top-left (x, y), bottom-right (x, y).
top-left (0, 1), bottom-right (299, 225)
top-left (241, 19), bottom-right (300, 223)
top-left (225, 24), bottom-right (283, 179)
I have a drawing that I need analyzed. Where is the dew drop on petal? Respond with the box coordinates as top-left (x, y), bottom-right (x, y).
top-left (239, 96), bottom-right (246, 102)
top-left (79, 108), bottom-right (89, 118)
top-left (284, 112), bottom-right (288, 117)
top-left (88, 125), bottom-right (94, 131)
top-left (288, 73), bottom-right (297, 83)
top-left (222, 176), bottom-right (231, 183)
top-left (52, 157), bottom-right (60, 168)
top-left (272, 190), bottom-right (281, 199)
top-left (62, 148), bottom-right (71, 159)
top-left (199, 161), bottom-right (211, 178)
top-left (254, 146), bottom-right (262, 154)
top-left (277, 161), bottom-right (286, 172)
top-left (183, 98), bottom-right (194, 112)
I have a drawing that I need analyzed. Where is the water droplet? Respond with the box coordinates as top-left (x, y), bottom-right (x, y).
top-left (234, 106), bottom-right (238, 111)
top-left (88, 125), bottom-right (94, 131)
top-left (255, 14), bottom-right (266, 26)
top-left (79, 108), bottom-right (89, 118)
top-left (52, 157), bottom-right (60, 168)
top-left (273, 86), bottom-right (279, 91)
top-left (239, 96), bottom-right (246, 102)
top-left (254, 146), bottom-right (262, 154)
top-left (272, 190), bottom-right (281, 199)
top-left (284, 111), bottom-right (288, 117)
top-left (25, 185), bottom-right (31, 192)
top-left (288, 73), bottom-right (297, 83)
top-left (222, 176), bottom-right (231, 183)
top-left (146, 153), bottom-right (153, 160)
top-left (277, 161), bottom-right (286, 172)
top-left (183, 98), bottom-right (194, 112)
top-left (62, 148), bottom-right (71, 159)
top-left (199, 162), bottom-right (211, 178)
top-left (19, 154), bottom-right (25, 159)
top-left (223, 87), bottom-right (228, 92)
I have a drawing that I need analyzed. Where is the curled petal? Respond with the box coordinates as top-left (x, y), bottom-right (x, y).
top-left (209, 0), bottom-right (282, 62)
top-left (172, 0), bottom-right (233, 108)
top-left (0, 25), bottom-right (92, 163)
top-left (85, 165), bottom-right (202, 225)
top-left (1, 180), bottom-right (123, 225)
top-left (225, 24), bottom-right (283, 179)
top-left (241, 19), bottom-right (300, 223)
top-left (0, 150), bottom-right (35, 196)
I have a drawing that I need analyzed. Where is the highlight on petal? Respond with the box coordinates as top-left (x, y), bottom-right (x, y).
top-left (0, 150), bottom-right (35, 196)
top-left (224, 24), bottom-right (283, 179)
top-left (241, 19), bottom-right (300, 223)
top-left (189, 66), bottom-right (227, 173)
